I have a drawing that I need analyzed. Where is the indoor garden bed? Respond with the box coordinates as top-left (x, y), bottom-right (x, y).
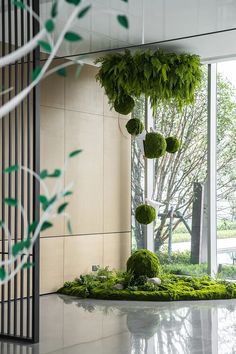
top-left (58, 250), bottom-right (236, 301)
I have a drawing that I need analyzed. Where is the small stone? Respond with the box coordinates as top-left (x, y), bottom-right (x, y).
top-left (113, 283), bottom-right (124, 290)
top-left (147, 277), bottom-right (161, 285)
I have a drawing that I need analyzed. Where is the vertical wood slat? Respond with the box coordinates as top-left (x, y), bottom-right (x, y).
top-left (13, 0), bottom-right (19, 337)
top-left (0, 0), bottom-right (40, 343)
top-left (7, 0), bottom-right (12, 336)
top-left (1, 0), bottom-right (6, 336)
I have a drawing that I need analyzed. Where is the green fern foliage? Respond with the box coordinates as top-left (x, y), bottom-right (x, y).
top-left (95, 50), bottom-right (202, 114)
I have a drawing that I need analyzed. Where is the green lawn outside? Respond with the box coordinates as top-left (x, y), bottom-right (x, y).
top-left (168, 229), bottom-right (236, 243)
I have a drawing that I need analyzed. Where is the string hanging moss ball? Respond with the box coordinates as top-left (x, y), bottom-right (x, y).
top-left (135, 204), bottom-right (156, 225)
top-left (144, 132), bottom-right (166, 159)
top-left (166, 136), bottom-right (181, 153)
top-left (126, 118), bottom-right (144, 136)
top-left (127, 249), bottom-right (161, 278)
top-left (114, 95), bottom-right (135, 115)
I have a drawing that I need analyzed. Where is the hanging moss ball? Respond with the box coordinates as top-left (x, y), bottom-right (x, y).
top-left (126, 118), bottom-right (144, 136)
top-left (127, 249), bottom-right (161, 278)
top-left (114, 95), bottom-right (135, 115)
top-left (144, 132), bottom-right (166, 159)
top-left (135, 204), bottom-right (156, 225)
top-left (127, 312), bottom-right (160, 339)
top-left (166, 136), bottom-right (181, 153)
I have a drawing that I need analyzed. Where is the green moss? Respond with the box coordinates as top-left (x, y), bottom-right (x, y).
top-left (135, 204), bottom-right (156, 225)
top-left (165, 136), bottom-right (181, 153)
top-left (58, 272), bottom-right (236, 302)
top-left (144, 132), bottom-right (166, 159)
top-left (127, 249), bottom-right (161, 278)
top-left (126, 118), bottom-right (144, 136)
top-left (114, 95), bottom-right (135, 115)
top-left (95, 50), bottom-right (202, 115)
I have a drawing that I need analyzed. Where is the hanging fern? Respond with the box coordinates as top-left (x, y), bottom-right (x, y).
top-left (95, 50), bottom-right (202, 114)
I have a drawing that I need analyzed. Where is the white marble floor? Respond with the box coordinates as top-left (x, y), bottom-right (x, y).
top-left (1, 294), bottom-right (236, 354)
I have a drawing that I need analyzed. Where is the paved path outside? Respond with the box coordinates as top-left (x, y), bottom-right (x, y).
top-left (172, 237), bottom-right (236, 264)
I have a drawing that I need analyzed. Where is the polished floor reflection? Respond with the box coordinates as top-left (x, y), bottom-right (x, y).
top-left (1, 294), bottom-right (236, 353)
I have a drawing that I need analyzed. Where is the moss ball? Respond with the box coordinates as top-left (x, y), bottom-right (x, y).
top-left (114, 95), bottom-right (135, 115)
top-left (135, 204), bottom-right (156, 225)
top-left (126, 118), bottom-right (144, 136)
top-left (144, 132), bottom-right (166, 159)
top-left (166, 136), bottom-right (181, 153)
top-left (127, 249), bottom-right (161, 278)
top-left (127, 312), bottom-right (160, 339)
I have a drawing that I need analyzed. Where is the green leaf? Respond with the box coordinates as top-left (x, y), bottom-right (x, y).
top-left (43, 195), bottom-right (57, 211)
top-left (28, 221), bottom-right (38, 235)
top-left (38, 40), bottom-right (52, 53)
top-left (39, 195), bottom-right (48, 205)
top-left (32, 66), bottom-right (42, 81)
top-left (67, 220), bottom-right (73, 234)
top-left (57, 67), bottom-right (67, 77)
top-left (4, 165), bottom-right (19, 173)
top-left (117, 15), bottom-right (129, 29)
top-left (66, 0), bottom-right (81, 5)
top-left (76, 65), bottom-right (82, 77)
top-left (77, 5), bottom-right (91, 18)
top-left (51, 0), bottom-right (58, 18)
top-left (39, 194), bottom-right (57, 211)
top-left (57, 202), bottom-right (68, 214)
top-left (41, 221), bottom-right (53, 232)
top-left (45, 19), bottom-right (55, 33)
top-left (64, 32), bottom-right (82, 42)
top-left (63, 191), bottom-right (73, 197)
top-left (69, 149), bottom-right (82, 158)
top-left (24, 238), bottom-right (31, 249)
top-left (4, 198), bottom-right (17, 207)
top-left (23, 261), bottom-right (34, 269)
top-left (12, 0), bottom-right (25, 9)
top-left (47, 169), bottom-right (61, 178)
top-left (40, 169), bottom-right (48, 179)
top-left (12, 241), bottom-right (25, 257)
top-left (0, 267), bottom-right (6, 281)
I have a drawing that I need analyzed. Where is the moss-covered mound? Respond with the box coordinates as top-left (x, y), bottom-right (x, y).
top-left (126, 118), bottom-right (144, 136)
top-left (58, 271), bottom-right (236, 302)
top-left (114, 95), bottom-right (135, 115)
top-left (135, 204), bottom-right (156, 225)
top-left (144, 132), bottom-right (166, 159)
top-left (166, 136), bottom-right (181, 153)
top-left (127, 249), bottom-right (160, 278)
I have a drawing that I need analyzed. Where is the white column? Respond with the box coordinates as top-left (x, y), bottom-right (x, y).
top-left (207, 64), bottom-right (218, 277)
top-left (144, 98), bottom-right (154, 252)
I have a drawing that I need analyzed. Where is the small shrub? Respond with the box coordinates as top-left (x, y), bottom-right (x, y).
top-left (159, 250), bottom-right (191, 265)
top-left (135, 204), bottom-right (156, 225)
top-left (144, 132), bottom-right (166, 159)
top-left (127, 249), bottom-right (161, 278)
top-left (97, 266), bottom-right (113, 278)
top-left (126, 118), bottom-right (144, 136)
top-left (139, 282), bottom-right (158, 292)
top-left (114, 95), bottom-right (135, 115)
top-left (165, 136), bottom-right (181, 153)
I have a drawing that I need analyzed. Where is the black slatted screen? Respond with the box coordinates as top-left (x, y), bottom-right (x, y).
top-left (0, 0), bottom-right (40, 343)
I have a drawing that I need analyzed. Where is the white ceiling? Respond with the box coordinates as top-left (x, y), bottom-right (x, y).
top-left (2, 0), bottom-right (236, 62)
top-left (40, 0), bottom-right (236, 62)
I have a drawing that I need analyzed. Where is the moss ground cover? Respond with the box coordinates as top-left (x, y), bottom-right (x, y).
top-left (58, 271), bottom-right (236, 302)
top-left (58, 250), bottom-right (236, 301)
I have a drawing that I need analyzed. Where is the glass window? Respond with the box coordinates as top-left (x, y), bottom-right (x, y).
top-left (131, 97), bottom-right (145, 250)
top-left (132, 66), bottom-right (211, 276)
top-left (217, 61), bottom-right (236, 280)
